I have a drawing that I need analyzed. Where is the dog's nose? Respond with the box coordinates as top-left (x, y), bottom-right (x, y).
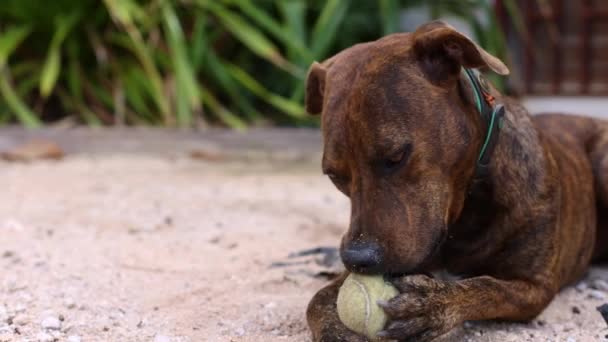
top-left (341, 241), bottom-right (383, 273)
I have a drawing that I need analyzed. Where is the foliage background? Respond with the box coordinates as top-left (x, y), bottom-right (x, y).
top-left (0, 0), bottom-right (510, 128)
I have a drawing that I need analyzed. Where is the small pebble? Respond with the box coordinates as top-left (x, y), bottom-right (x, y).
top-left (36, 332), bottom-right (54, 342)
top-left (13, 304), bottom-right (26, 314)
top-left (12, 314), bottom-right (28, 326)
top-left (41, 316), bottom-right (61, 330)
top-left (154, 334), bottom-right (172, 342)
top-left (589, 290), bottom-right (607, 300)
top-left (64, 298), bottom-right (76, 309)
top-left (562, 322), bottom-right (576, 332)
top-left (1, 251), bottom-right (13, 258)
top-left (593, 280), bottom-right (608, 292)
top-left (67, 335), bottom-right (81, 342)
top-left (575, 282), bottom-right (589, 292)
top-left (61, 323), bottom-right (72, 333)
top-left (572, 306), bottom-right (581, 314)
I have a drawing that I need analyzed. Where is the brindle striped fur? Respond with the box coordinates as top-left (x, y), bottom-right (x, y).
top-left (305, 21), bottom-right (608, 341)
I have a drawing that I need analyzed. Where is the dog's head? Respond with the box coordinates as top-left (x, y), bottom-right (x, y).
top-left (306, 21), bottom-right (508, 275)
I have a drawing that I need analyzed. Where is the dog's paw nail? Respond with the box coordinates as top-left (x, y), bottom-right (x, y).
top-left (377, 299), bottom-right (390, 307)
top-left (376, 330), bottom-right (389, 338)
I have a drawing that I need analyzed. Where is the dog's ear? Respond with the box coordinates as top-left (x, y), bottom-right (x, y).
top-left (413, 20), bottom-right (509, 84)
top-left (305, 62), bottom-right (327, 115)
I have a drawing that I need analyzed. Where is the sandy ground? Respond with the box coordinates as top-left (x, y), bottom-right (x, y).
top-left (0, 130), bottom-right (606, 342)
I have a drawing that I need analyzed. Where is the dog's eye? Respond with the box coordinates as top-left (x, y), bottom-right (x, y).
top-left (384, 152), bottom-right (404, 169)
top-left (381, 143), bottom-right (412, 173)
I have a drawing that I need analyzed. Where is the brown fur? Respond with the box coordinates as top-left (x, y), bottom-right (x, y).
top-left (305, 21), bottom-right (608, 341)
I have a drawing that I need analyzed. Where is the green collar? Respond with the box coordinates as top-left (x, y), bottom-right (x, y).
top-left (462, 68), bottom-right (504, 179)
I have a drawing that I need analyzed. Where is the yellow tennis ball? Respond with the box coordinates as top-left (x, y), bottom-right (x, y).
top-left (336, 273), bottom-right (399, 340)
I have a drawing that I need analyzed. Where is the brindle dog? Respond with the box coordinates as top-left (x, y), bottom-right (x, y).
top-left (304, 21), bottom-right (608, 341)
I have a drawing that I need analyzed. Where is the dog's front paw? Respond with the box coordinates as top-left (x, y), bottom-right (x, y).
top-left (377, 275), bottom-right (460, 341)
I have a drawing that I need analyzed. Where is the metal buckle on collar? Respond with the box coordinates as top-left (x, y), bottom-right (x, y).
top-left (462, 68), bottom-right (504, 179)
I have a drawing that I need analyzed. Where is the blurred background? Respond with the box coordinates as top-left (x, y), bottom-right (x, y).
top-left (1, 0), bottom-right (606, 129)
top-left (1, 2), bottom-right (608, 341)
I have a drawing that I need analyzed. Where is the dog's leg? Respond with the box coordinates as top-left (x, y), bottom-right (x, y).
top-left (307, 272), bottom-right (368, 342)
top-left (590, 123), bottom-right (608, 260)
top-left (591, 124), bottom-right (608, 204)
top-left (378, 274), bottom-right (554, 342)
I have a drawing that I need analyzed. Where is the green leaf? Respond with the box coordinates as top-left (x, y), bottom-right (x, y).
top-left (310, 0), bottom-right (350, 59)
top-left (289, 0), bottom-right (350, 102)
top-left (66, 38), bottom-right (83, 101)
top-left (40, 12), bottom-right (81, 98)
top-left (104, 0), bottom-right (172, 124)
top-left (0, 23), bottom-right (38, 127)
top-left (278, 0), bottom-right (308, 65)
top-left (200, 85), bottom-right (247, 130)
top-left (231, 0), bottom-right (313, 63)
top-left (88, 79), bottom-right (114, 109)
top-left (56, 88), bottom-right (102, 126)
top-left (190, 11), bottom-right (207, 72)
top-left (16, 70), bottom-right (40, 96)
top-left (198, 1), bottom-right (303, 77)
top-left (0, 69), bottom-right (41, 127)
top-left (379, 0), bottom-right (399, 35)
top-left (0, 25), bottom-right (32, 67)
top-left (162, 2), bottom-right (200, 127)
top-left (40, 50), bottom-right (61, 98)
top-left (193, 14), bottom-right (259, 122)
top-left (226, 63), bottom-right (305, 119)
top-left (8, 60), bottom-right (38, 79)
top-left (118, 64), bottom-right (154, 120)
top-left (102, 0), bottom-right (145, 26)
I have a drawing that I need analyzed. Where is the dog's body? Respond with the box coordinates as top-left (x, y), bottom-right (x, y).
top-left (305, 21), bottom-right (608, 341)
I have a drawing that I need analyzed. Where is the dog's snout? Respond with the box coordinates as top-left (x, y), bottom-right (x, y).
top-left (341, 241), bottom-right (383, 273)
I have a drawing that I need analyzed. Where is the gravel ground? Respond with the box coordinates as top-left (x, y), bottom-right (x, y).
top-left (0, 129), bottom-right (606, 342)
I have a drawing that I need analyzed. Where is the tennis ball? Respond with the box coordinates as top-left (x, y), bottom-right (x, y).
top-left (336, 273), bottom-right (399, 340)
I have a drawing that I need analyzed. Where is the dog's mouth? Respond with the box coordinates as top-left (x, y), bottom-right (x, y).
top-left (423, 229), bottom-right (448, 264)
top-left (385, 229), bottom-right (447, 277)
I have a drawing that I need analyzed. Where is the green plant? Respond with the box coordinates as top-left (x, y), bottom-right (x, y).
top-left (0, 0), bottom-right (513, 128)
